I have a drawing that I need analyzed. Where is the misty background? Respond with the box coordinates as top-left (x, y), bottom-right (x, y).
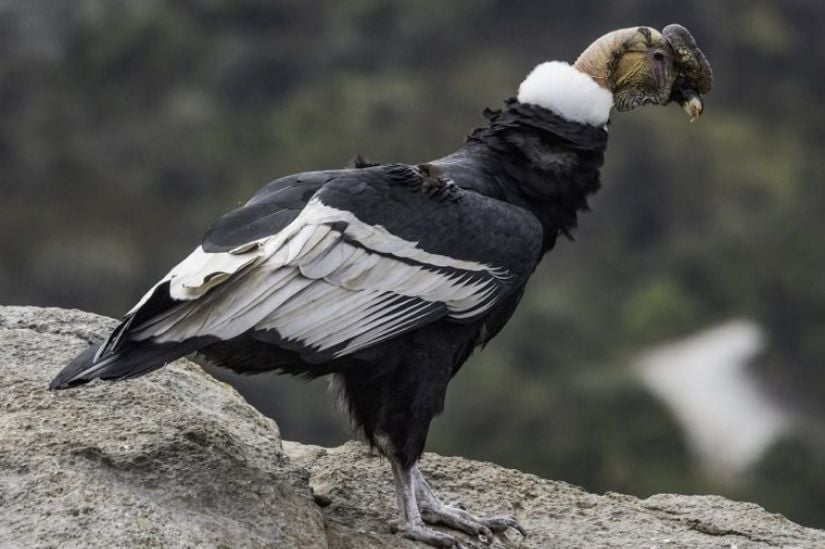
top-left (2, 0), bottom-right (824, 529)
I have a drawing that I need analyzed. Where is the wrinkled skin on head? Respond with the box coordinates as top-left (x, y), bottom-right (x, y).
top-left (574, 25), bottom-right (712, 121)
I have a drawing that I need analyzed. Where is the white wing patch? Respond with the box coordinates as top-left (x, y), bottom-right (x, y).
top-left (128, 198), bottom-right (511, 358)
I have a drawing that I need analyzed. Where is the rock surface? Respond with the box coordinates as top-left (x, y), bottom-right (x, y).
top-left (1, 306), bottom-right (823, 549)
top-left (0, 306), bottom-right (325, 549)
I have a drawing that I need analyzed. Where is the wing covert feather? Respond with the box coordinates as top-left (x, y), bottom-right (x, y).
top-left (123, 164), bottom-right (543, 362)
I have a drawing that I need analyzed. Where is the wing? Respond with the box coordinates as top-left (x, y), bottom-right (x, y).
top-left (202, 169), bottom-right (339, 252)
top-left (116, 164), bottom-right (543, 364)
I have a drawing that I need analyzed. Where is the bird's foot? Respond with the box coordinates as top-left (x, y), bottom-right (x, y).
top-left (419, 501), bottom-right (526, 544)
top-left (391, 519), bottom-right (471, 548)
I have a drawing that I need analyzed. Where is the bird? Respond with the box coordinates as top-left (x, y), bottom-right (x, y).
top-left (51, 24), bottom-right (711, 549)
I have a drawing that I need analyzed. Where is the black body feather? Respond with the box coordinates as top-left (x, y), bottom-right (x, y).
top-left (51, 101), bottom-right (607, 468)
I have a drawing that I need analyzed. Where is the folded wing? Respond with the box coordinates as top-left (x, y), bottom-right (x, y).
top-left (95, 164), bottom-right (543, 369)
top-left (127, 194), bottom-right (519, 362)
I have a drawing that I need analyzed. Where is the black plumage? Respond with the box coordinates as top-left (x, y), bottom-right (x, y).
top-left (51, 99), bottom-right (606, 543)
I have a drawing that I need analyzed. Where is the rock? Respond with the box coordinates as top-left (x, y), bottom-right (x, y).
top-left (295, 442), bottom-right (825, 549)
top-left (2, 306), bottom-right (824, 549)
top-left (0, 306), bottom-right (326, 549)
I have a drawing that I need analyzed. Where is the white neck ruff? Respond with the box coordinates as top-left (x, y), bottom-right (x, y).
top-left (517, 61), bottom-right (613, 126)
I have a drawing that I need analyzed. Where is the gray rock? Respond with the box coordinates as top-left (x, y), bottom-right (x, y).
top-left (2, 306), bottom-right (824, 549)
top-left (0, 306), bottom-right (326, 549)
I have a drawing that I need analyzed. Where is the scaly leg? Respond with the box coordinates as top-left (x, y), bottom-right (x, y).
top-left (413, 466), bottom-right (527, 543)
top-left (389, 457), bottom-right (471, 548)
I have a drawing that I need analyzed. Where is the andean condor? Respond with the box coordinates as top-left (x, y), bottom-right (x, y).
top-left (51, 25), bottom-right (712, 548)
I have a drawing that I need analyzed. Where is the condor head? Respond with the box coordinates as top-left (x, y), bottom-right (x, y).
top-left (574, 24), bottom-right (713, 122)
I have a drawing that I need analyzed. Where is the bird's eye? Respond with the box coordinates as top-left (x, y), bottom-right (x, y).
top-left (653, 51), bottom-right (665, 62)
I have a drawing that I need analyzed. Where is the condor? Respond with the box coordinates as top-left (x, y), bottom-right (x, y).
top-left (52, 25), bottom-right (711, 548)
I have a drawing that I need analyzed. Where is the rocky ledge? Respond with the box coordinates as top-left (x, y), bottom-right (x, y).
top-left (1, 306), bottom-right (823, 549)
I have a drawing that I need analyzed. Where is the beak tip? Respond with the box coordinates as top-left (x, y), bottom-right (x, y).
top-left (681, 93), bottom-right (704, 123)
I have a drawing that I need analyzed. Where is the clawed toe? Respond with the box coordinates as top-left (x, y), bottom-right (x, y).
top-left (420, 503), bottom-right (526, 543)
top-left (409, 466), bottom-right (526, 545)
top-left (421, 504), bottom-right (493, 542)
top-left (481, 516), bottom-right (527, 537)
top-left (392, 521), bottom-right (471, 548)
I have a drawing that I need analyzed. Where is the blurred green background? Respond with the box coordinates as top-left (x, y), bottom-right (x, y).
top-left (3, 0), bottom-right (824, 529)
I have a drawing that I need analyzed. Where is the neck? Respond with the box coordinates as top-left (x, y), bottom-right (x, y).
top-left (516, 61), bottom-right (613, 126)
top-left (572, 35), bottom-right (615, 90)
top-left (435, 102), bottom-right (608, 252)
top-left (572, 58), bottom-right (609, 89)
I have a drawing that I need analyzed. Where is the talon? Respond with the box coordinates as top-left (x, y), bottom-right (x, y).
top-left (412, 466), bottom-right (527, 543)
top-left (483, 516), bottom-right (527, 536)
top-left (396, 523), bottom-right (465, 548)
top-left (420, 504), bottom-right (526, 542)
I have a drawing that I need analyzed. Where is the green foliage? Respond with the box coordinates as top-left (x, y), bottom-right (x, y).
top-left (2, 0), bottom-right (824, 528)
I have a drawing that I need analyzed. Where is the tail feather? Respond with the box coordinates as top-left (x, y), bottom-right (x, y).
top-left (49, 337), bottom-right (213, 390)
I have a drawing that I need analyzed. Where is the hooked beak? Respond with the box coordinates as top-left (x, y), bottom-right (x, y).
top-left (680, 88), bottom-right (704, 123)
top-left (662, 24), bottom-right (712, 123)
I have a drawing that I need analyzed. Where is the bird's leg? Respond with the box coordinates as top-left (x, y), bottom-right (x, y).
top-left (413, 466), bottom-right (527, 543)
top-left (389, 457), bottom-right (470, 548)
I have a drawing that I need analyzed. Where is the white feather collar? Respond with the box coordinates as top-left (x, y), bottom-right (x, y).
top-left (517, 61), bottom-right (613, 127)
